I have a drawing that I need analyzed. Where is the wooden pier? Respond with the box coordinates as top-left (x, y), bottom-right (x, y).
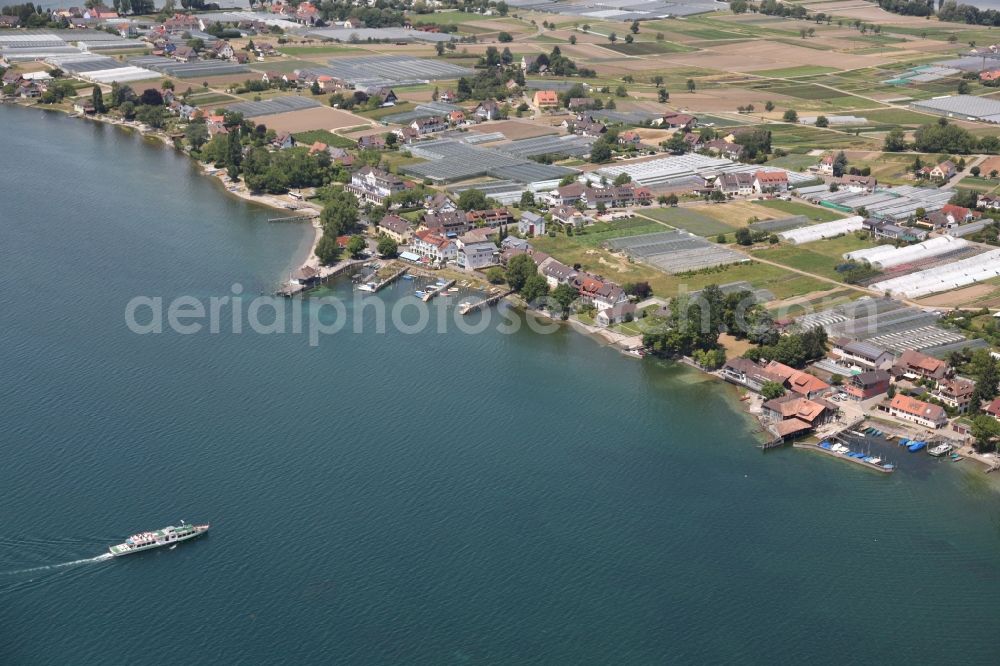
top-left (421, 279), bottom-right (455, 303)
top-left (268, 214), bottom-right (317, 223)
top-left (360, 267), bottom-right (409, 293)
top-left (459, 289), bottom-right (513, 315)
top-left (275, 259), bottom-right (367, 297)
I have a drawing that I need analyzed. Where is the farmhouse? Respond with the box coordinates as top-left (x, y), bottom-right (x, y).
top-left (753, 171), bottom-right (788, 194)
top-left (533, 90), bottom-right (559, 109)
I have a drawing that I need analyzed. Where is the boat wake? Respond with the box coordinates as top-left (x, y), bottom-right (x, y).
top-left (2, 552), bottom-right (113, 576)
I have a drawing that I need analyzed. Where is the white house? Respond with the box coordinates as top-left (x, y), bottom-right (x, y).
top-left (455, 238), bottom-right (498, 269)
top-left (518, 211), bottom-right (545, 236)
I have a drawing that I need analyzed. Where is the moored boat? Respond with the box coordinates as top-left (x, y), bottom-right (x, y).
top-left (907, 441), bottom-right (927, 453)
top-left (109, 523), bottom-right (209, 557)
top-left (928, 443), bottom-right (953, 457)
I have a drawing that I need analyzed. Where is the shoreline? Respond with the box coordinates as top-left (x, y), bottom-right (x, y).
top-left (8, 100), bottom-right (1000, 478)
top-left (2, 100), bottom-right (325, 275)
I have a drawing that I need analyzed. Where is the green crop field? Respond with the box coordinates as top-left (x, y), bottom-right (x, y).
top-left (765, 154), bottom-right (820, 172)
top-left (637, 207), bottom-right (733, 236)
top-left (603, 41), bottom-right (694, 55)
top-left (861, 108), bottom-right (936, 124)
top-left (755, 65), bottom-right (840, 78)
top-left (773, 84), bottom-right (846, 100)
top-left (277, 45), bottom-right (368, 56)
top-left (751, 199), bottom-right (846, 222)
top-left (292, 130), bottom-right (356, 149)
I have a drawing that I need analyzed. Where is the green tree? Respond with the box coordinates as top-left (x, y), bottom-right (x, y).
top-left (91, 85), bottom-right (105, 113)
top-left (658, 88), bottom-right (669, 103)
top-left (485, 267), bottom-right (506, 284)
top-left (608, 32), bottom-right (617, 44)
top-left (551, 283), bottom-right (578, 318)
top-left (589, 141), bottom-right (612, 163)
top-left (135, 104), bottom-right (165, 128)
top-left (971, 414), bottom-right (1000, 453)
top-left (735, 227), bottom-right (753, 245)
top-left (520, 190), bottom-right (535, 208)
top-left (761, 380), bottom-right (786, 400)
top-left (315, 234), bottom-right (340, 265)
top-left (815, 115), bottom-right (828, 128)
top-left (782, 109), bottom-right (798, 123)
top-left (969, 349), bottom-right (1000, 410)
top-left (506, 253), bottom-right (538, 292)
top-left (498, 31), bottom-right (513, 42)
top-left (686, 78), bottom-right (696, 93)
top-left (376, 236), bottom-right (398, 258)
top-left (883, 128), bottom-right (907, 152)
top-left (765, 100), bottom-right (775, 112)
top-left (521, 273), bottom-right (549, 304)
top-left (320, 189), bottom-right (360, 237)
top-left (971, 166), bottom-right (981, 177)
top-left (458, 188), bottom-right (489, 211)
top-left (347, 235), bottom-right (366, 258)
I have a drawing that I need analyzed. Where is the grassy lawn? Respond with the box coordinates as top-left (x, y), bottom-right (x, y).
top-left (755, 65), bottom-right (840, 78)
top-left (186, 92), bottom-right (238, 105)
top-left (750, 234), bottom-right (876, 281)
top-left (636, 207), bottom-right (732, 236)
top-left (751, 199), bottom-right (846, 222)
top-left (292, 129), bottom-right (356, 148)
top-left (765, 153), bottom-right (820, 172)
top-left (955, 177), bottom-right (999, 192)
top-left (553, 218), bottom-right (666, 247)
top-left (531, 231), bottom-right (824, 300)
top-left (767, 124), bottom-right (877, 151)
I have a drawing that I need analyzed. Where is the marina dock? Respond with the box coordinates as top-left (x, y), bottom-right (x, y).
top-left (459, 289), bottom-right (513, 315)
top-left (275, 259), bottom-right (367, 297)
top-left (793, 442), bottom-right (894, 474)
top-left (421, 279), bottom-right (455, 302)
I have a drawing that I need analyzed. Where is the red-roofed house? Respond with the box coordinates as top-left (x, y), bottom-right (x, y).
top-left (893, 349), bottom-right (950, 381)
top-left (753, 171), bottom-right (789, 193)
top-left (533, 90), bottom-right (559, 109)
top-left (764, 361), bottom-right (831, 399)
top-left (889, 394), bottom-right (948, 429)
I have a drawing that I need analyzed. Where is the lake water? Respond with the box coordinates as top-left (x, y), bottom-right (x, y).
top-left (2, 105), bottom-right (1000, 664)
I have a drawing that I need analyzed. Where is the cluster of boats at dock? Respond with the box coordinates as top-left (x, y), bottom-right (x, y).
top-left (816, 441), bottom-right (896, 473)
top-left (847, 427), bottom-right (963, 461)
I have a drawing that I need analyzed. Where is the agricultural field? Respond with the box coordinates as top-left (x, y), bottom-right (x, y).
top-left (750, 234), bottom-right (877, 281)
top-left (636, 207), bottom-right (734, 236)
top-left (750, 200), bottom-right (847, 222)
top-left (529, 229), bottom-right (824, 301)
top-left (291, 130), bottom-right (356, 149)
top-left (603, 41), bottom-right (695, 55)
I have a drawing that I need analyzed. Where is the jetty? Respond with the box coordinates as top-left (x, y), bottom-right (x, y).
top-left (793, 441), bottom-right (894, 474)
top-left (421, 279), bottom-right (455, 302)
top-left (459, 289), bottom-right (513, 315)
top-left (268, 214), bottom-right (316, 223)
top-left (358, 266), bottom-right (408, 293)
top-left (274, 259), bottom-right (366, 297)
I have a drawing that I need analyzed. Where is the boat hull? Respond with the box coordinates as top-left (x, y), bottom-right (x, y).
top-left (109, 524), bottom-right (209, 557)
